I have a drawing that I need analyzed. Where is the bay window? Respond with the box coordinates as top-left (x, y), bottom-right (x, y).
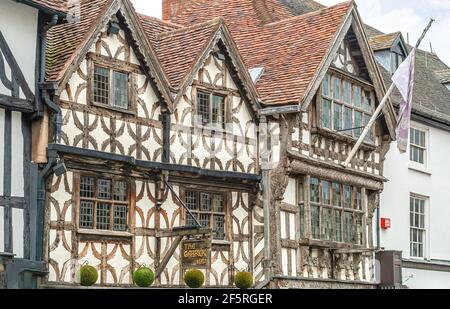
top-left (306, 177), bottom-right (365, 245)
top-left (321, 72), bottom-right (375, 142)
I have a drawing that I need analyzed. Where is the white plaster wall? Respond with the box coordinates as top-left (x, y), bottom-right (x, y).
top-left (403, 268), bottom-right (450, 289)
top-left (0, 108), bottom-right (4, 196)
top-left (12, 208), bottom-right (24, 258)
top-left (0, 206), bottom-right (4, 252)
top-left (0, 0), bottom-right (38, 95)
top-left (381, 120), bottom-right (450, 285)
top-left (11, 111), bottom-right (24, 197)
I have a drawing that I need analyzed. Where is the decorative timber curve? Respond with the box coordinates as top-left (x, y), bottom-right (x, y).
top-left (0, 31), bottom-right (35, 113)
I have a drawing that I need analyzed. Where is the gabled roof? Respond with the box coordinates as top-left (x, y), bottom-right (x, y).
top-left (150, 18), bottom-right (221, 89)
top-left (45, 0), bottom-right (173, 109)
top-left (368, 32), bottom-right (402, 51)
top-left (140, 16), bottom-right (260, 110)
top-left (46, 0), bottom-right (113, 82)
top-left (167, 0), bottom-right (354, 106)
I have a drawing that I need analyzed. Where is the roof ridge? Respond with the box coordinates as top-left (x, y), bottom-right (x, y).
top-left (156, 17), bottom-right (224, 39)
top-left (264, 0), bottom-right (353, 27)
top-left (138, 13), bottom-right (184, 29)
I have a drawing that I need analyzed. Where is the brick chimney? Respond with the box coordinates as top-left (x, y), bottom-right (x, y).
top-left (162, 0), bottom-right (184, 20)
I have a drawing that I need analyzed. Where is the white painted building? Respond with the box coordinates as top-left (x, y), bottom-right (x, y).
top-left (0, 0), bottom-right (66, 288)
top-left (371, 32), bottom-right (450, 289)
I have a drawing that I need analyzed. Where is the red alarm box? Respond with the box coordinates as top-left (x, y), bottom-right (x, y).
top-left (381, 218), bottom-right (391, 230)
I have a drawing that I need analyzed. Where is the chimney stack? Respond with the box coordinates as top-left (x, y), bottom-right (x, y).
top-left (162, 0), bottom-right (184, 20)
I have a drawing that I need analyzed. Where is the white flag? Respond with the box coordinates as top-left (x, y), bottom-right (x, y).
top-left (392, 48), bottom-right (416, 153)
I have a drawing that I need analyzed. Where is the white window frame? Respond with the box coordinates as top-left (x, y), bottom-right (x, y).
top-left (409, 194), bottom-right (430, 260)
top-left (408, 123), bottom-right (430, 174)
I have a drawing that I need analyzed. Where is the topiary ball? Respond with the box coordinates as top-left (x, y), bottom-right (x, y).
top-left (184, 269), bottom-right (205, 289)
top-left (234, 271), bottom-right (253, 289)
top-left (80, 265), bottom-right (98, 287)
top-left (133, 267), bottom-right (155, 287)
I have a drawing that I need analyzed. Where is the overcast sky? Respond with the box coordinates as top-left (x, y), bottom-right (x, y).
top-left (130, 0), bottom-right (450, 66)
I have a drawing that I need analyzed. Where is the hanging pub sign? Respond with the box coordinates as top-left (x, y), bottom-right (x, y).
top-left (180, 239), bottom-right (211, 269)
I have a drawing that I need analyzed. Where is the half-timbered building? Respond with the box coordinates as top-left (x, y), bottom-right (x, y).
top-left (37, 0), bottom-right (397, 289)
top-left (0, 0), bottom-right (67, 288)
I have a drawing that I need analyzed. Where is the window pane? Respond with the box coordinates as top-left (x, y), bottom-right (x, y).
top-left (322, 74), bottom-right (330, 96)
top-left (96, 203), bottom-right (111, 230)
top-left (186, 191), bottom-right (197, 210)
top-left (113, 181), bottom-right (128, 201)
top-left (322, 208), bottom-right (331, 241)
top-left (114, 205), bottom-right (127, 231)
top-left (80, 201), bottom-right (94, 229)
top-left (199, 213), bottom-right (210, 227)
top-left (363, 90), bottom-right (372, 112)
top-left (186, 213), bottom-right (197, 227)
top-left (300, 204), bottom-right (305, 238)
top-left (97, 179), bottom-right (111, 200)
top-left (332, 183), bottom-right (341, 207)
top-left (322, 99), bottom-right (331, 129)
top-left (212, 194), bottom-right (224, 213)
top-left (80, 177), bottom-right (95, 198)
top-left (93, 66), bottom-right (109, 104)
top-left (310, 178), bottom-right (320, 203)
top-left (212, 95), bottom-right (225, 128)
top-left (344, 107), bottom-right (352, 136)
top-left (355, 188), bottom-right (362, 210)
top-left (298, 178), bottom-right (304, 203)
top-left (321, 181), bottom-right (330, 205)
top-left (364, 114), bottom-right (373, 142)
top-left (213, 215), bottom-right (225, 240)
top-left (344, 212), bottom-right (353, 243)
top-left (333, 104), bottom-right (342, 131)
top-left (343, 185), bottom-right (352, 208)
top-left (353, 85), bottom-right (361, 108)
top-left (333, 76), bottom-right (341, 100)
top-left (200, 193), bottom-right (211, 211)
top-left (197, 91), bottom-right (210, 125)
top-left (355, 214), bottom-right (363, 245)
top-left (311, 206), bottom-right (320, 239)
top-left (354, 111), bottom-right (362, 138)
top-left (343, 81), bottom-right (351, 103)
top-left (333, 210), bottom-right (342, 242)
top-left (113, 71), bottom-right (129, 109)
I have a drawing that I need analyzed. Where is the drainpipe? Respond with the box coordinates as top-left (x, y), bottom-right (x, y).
top-left (33, 14), bottom-right (58, 119)
top-left (43, 90), bottom-right (62, 143)
top-left (376, 193), bottom-right (381, 250)
top-left (36, 149), bottom-right (58, 261)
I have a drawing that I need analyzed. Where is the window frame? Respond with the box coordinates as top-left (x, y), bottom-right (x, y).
top-left (76, 173), bottom-right (131, 235)
top-left (409, 125), bottom-right (429, 169)
top-left (87, 53), bottom-right (136, 115)
top-left (299, 176), bottom-right (366, 246)
top-left (319, 70), bottom-right (376, 144)
top-left (409, 194), bottom-right (428, 259)
top-left (194, 88), bottom-right (228, 130)
top-left (181, 187), bottom-right (230, 242)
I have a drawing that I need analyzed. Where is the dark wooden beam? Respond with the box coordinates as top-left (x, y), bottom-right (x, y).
top-left (0, 94), bottom-right (34, 113)
top-left (154, 235), bottom-right (183, 280)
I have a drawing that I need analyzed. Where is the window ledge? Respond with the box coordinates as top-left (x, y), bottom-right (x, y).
top-left (408, 163), bottom-right (432, 175)
top-left (77, 229), bottom-right (133, 238)
top-left (312, 127), bottom-right (376, 151)
top-left (211, 240), bottom-right (231, 246)
top-left (91, 102), bottom-right (136, 116)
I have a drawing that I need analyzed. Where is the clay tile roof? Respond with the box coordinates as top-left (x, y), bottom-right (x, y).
top-left (46, 0), bottom-right (113, 82)
top-left (26, 0), bottom-right (69, 14)
top-left (435, 69), bottom-right (450, 84)
top-left (138, 14), bottom-right (182, 47)
top-left (147, 18), bottom-right (222, 89)
top-left (368, 32), bottom-right (401, 51)
top-left (168, 0), bottom-right (353, 105)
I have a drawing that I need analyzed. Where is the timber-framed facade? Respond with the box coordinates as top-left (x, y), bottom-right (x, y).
top-left (30, 0), bottom-right (398, 289)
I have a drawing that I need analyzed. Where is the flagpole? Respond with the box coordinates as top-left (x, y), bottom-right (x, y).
top-left (342, 18), bottom-right (434, 168)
